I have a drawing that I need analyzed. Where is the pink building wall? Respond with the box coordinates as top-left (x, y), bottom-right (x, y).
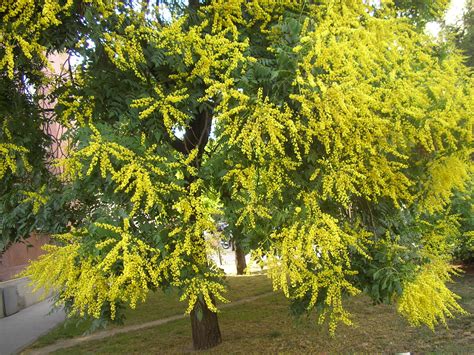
top-left (0, 234), bottom-right (50, 281)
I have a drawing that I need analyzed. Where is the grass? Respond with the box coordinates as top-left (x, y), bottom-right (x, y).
top-left (29, 272), bottom-right (474, 353)
top-left (29, 274), bottom-right (272, 349)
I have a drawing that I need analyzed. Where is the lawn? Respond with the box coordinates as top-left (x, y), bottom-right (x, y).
top-left (29, 271), bottom-right (474, 353)
top-left (29, 273), bottom-right (273, 349)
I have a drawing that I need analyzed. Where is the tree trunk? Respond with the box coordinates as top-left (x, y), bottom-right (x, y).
top-left (190, 296), bottom-right (222, 350)
top-left (235, 240), bottom-right (247, 275)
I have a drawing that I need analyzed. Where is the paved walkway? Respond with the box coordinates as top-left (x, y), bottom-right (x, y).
top-left (0, 299), bottom-right (65, 355)
top-left (210, 248), bottom-right (264, 275)
top-left (25, 292), bottom-right (273, 355)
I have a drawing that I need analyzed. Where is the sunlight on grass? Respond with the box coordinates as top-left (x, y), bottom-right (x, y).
top-left (29, 274), bottom-right (272, 349)
top-left (31, 273), bottom-right (474, 354)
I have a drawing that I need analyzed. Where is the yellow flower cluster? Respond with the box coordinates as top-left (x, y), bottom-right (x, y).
top-left (151, 17), bottom-right (251, 121)
top-left (104, 12), bottom-right (252, 141)
top-left (51, 137), bottom-right (226, 315)
top-left (62, 125), bottom-right (184, 216)
top-left (180, 277), bottom-right (228, 314)
top-left (224, 161), bottom-right (299, 228)
top-left (0, 0), bottom-right (115, 79)
top-left (289, 1), bottom-right (472, 208)
top-left (131, 86), bottom-right (189, 136)
top-left (202, 0), bottom-right (301, 35)
top-left (0, 143), bottom-right (30, 179)
top-left (256, 191), bottom-right (371, 334)
top-left (25, 200), bottom-right (227, 319)
top-left (23, 221), bottom-right (161, 320)
top-left (419, 213), bottom-right (462, 258)
top-left (142, 180), bottom-right (230, 313)
top-left (0, 120), bottom-right (31, 179)
top-left (398, 259), bottom-right (467, 330)
top-left (226, 89), bottom-right (303, 163)
top-left (20, 185), bottom-right (49, 214)
top-left (103, 19), bottom-right (151, 81)
top-left (420, 155), bottom-right (471, 214)
top-left (219, 87), bottom-right (309, 227)
top-left (56, 76), bottom-right (95, 128)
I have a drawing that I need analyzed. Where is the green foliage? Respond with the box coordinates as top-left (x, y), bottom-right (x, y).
top-left (0, 71), bottom-right (69, 250)
top-left (450, 175), bottom-right (474, 263)
top-left (444, 0), bottom-right (474, 262)
top-left (1, 0), bottom-right (472, 338)
top-left (447, 0), bottom-right (474, 68)
top-left (393, 0), bottom-right (450, 26)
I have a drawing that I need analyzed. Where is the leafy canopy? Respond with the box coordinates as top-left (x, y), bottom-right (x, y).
top-left (1, 0), bottom-right (472, 334)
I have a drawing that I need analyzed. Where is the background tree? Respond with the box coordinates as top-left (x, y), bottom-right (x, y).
top-left (449, 0), bottom-right (474, 67)
top-left (0, 72), bottom-right (51, 251)
top-left (0, 0), bottom-right (83, 252)
top-left (444, 0), bottom-right (474, 263)
top-left (1, 0), bottom-right (472, 350)
top-left (393, 0), bottom-right (450, 26)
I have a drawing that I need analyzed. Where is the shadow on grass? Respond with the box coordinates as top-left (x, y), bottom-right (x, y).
top-left (29, 273), bottom-right (474, 354)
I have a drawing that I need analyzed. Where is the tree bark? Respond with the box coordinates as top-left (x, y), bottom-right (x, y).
top-left (173, 99), bottom-right (220, 350)
top-left (235, 240), bottom-right (247, 275)
top-left (190, 296), bottom-right (222, 350)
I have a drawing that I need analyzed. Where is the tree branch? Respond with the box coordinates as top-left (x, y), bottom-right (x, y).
top-left (182, 108), bottom-right (212, 164)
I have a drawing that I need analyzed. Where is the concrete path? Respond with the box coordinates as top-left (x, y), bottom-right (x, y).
top-left (0, 299), bottom-right (65, 355)
top-left (26, 292), bottom-right (273, 355)
top-left (210, 247), bottom-right (264, 275)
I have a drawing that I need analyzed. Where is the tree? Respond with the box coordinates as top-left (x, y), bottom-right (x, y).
top-left (1, 0), bottom-right (472, 350)
top-left (449, 0), bottom-right (474, 67)
top-left (393, 0), bottom-right (450, 26)
top-left (0, 8), bottom-right (74, 252)
top-left (444, 0), bottom-right (474, 263)
top-left (0, 73), bottom-right (50, 251)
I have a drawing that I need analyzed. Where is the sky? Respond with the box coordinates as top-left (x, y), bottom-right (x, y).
top-left (446, 0), bottom-right (468, 24)
top-left (426, 0), bottom-right (468, 37)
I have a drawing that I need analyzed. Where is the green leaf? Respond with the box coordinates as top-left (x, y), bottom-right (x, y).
top-left (196, 307), bottom-right (203, 322)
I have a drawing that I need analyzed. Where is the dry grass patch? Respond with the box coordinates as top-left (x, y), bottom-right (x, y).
top-left (30, 272), bottom-right (474, 354)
